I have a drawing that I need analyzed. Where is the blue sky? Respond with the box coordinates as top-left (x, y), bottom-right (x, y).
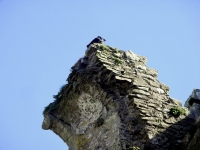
top-left (0, 1), bottom-right (199, 150)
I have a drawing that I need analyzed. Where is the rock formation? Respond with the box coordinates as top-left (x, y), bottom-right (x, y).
top-left (42, 43), bottom-right (199, 150)
top-left (182, 89), bottom-right (200, 150)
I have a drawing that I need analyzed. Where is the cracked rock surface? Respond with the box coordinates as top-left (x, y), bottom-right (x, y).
top-left (42, 44), bottom-right (196, 150)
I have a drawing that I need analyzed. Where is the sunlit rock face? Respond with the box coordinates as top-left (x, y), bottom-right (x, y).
top-left (42, 44), bottom-right (198, 150)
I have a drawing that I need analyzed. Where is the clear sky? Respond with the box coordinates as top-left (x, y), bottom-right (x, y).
top-left (0, 1), bottom-right (200, 150)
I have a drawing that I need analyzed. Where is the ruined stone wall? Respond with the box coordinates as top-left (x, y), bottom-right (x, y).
top-left (42, 44), bottom-right (197, 150)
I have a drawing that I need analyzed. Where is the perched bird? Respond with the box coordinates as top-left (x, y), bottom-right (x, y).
top-left (86, 36), bottom-right (106, 48)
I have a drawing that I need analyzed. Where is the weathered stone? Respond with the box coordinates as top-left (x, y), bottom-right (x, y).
top-left (151, 92), bottom-right (168, 101)
top-left (141, 73), bottom-right (157, 82)
top-left (143, 78), bottom-right (160, 88)
top-left (146, 67), bottom-right (158, 77)
top-left (132, 77), bottom-right (149, 87)
top-left (182, 116), bottom-right (200, 150)
top-left (156, 88), bottom-right (165, 94)
top-left (169, 97), bottom-right (182, 106)
top-left (125, 50), bottom-right (140, 62)
top-left (188, 103), bottom-right (200, 120)
top-left (185, 88), bottom-right (200, 108)
top-left (129, 93), bottom-right (149, 101)
top-left (135, 86), bottom-right (149, 91)
top-left (42, 114), bottom-right (54, 130)
top-left (160, 83), bottom-right (169, 93)
top-left (115, 76), bottom-right (132, 82)
top-left (151, 134), bottom-right (168, 145)
top-left (42, 44), bottom-right (199, 150)
top-left (85, 46), bottom-right (98, 57)
top-left (160, 122), bottom-right (170, 128)
top-left (164, 117), bottom-right (178, 124)
top-left (132, 89), bottom-right (150, 96)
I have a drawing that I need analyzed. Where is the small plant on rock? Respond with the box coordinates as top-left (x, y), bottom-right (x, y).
top-left (112, 56), bottom-right (123, 65)
top-left (170, 106), bottom-right (186, 117)
top-left (99, 44), bottom-right (109, 51)
top-left (113, 48), bottom-right (119, 53)
top-left (43, 101), bottom-right (59, 116)
top-left (43, 84), bottom-right (66, 116)
top-left (53, 84), bottom-right (66, 100)
top-left (96, 118), bottom-right (104, 127)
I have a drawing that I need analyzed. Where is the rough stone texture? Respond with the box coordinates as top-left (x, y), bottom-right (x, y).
top-left (182, 89), bottom-right (200, 150)
top-left (42, 44), bottom-right (198, 150)
top-left (182, 116), bottom-right (200, 150)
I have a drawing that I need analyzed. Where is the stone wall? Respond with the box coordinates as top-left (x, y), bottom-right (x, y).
top-left (42, 44), bottom-right (198, 150)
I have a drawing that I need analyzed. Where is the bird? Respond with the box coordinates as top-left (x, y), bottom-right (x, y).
top-left (86, 36), bottom-right (106, 48)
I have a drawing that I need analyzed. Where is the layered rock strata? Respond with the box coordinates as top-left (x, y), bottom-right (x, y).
top-left (42, 44), bottom-right (196, 150)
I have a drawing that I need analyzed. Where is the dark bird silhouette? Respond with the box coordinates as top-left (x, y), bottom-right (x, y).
top-left (87, 36), bottom-right (106, 48)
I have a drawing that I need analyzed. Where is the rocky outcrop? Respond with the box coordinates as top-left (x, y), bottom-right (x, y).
top-left (182, 116), bottom-right (200, 150)
top-left (42, 44), bottom-right (198, 150)
top-left (182, 89), bottom-right (200, 150)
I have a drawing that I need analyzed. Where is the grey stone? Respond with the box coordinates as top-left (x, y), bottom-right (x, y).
top-left (185, 89), bottom-right (200, 107)
top-left (42, 44), bottom-right (199, 150)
